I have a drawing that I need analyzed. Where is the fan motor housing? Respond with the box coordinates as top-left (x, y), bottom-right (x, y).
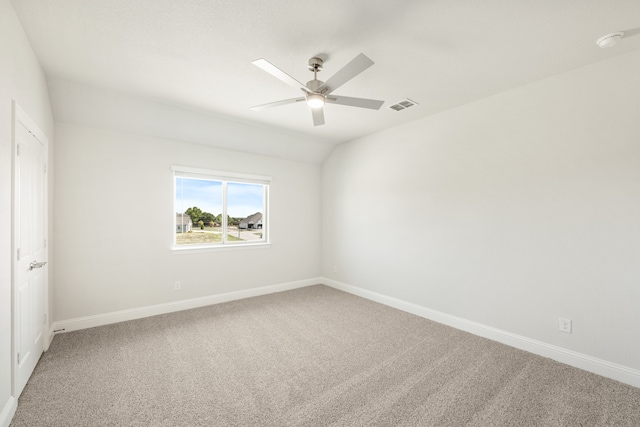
top-left (306, 79), bottom-right (324, 92)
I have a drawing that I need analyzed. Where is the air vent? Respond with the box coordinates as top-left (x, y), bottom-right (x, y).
top-left (389, 98), bottom-right (418, 111)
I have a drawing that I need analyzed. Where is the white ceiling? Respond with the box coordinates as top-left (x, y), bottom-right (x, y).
top-left (10, 0), bottom-right (640, 149)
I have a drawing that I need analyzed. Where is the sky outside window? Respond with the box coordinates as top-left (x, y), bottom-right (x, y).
top-left (175, 177), bottom-right (222, 215)
top-left (227, 182), bottom-right (263, 217)
top-left (176, 178), bottom-right (263, 218)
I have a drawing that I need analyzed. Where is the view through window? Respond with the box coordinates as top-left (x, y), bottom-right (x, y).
top-left (174, 167), bottom-right (269, 247)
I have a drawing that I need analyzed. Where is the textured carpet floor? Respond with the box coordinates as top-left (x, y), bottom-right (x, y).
top-left (11, 285), bottom-right (640, 426)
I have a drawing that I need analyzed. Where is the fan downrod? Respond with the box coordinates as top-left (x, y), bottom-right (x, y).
top-left (306, 57), bottom-right (324, 92)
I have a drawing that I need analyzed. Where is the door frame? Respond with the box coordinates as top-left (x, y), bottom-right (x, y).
top-left (11, 101), bottom-right (50, 399)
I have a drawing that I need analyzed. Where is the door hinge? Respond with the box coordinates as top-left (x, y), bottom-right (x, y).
top-left (44, 238), bottom-right (47, 248)
top-left (17, 248), bottom-right (20, 260)
top-left (17, 353), bottom-right (20, 365)
top-left (43, 163), bottom-right (47, 174)
top-left (16, 144), bottom-right (20, 156)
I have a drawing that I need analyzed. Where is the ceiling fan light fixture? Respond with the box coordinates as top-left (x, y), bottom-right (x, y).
top-left (251, 53), bottom-right (382, 125)
top-left (306, 93), bottom-right (325, 108)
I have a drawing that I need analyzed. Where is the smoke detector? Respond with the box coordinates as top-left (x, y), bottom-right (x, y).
top-left (596, 32), bottom-right (624, 48)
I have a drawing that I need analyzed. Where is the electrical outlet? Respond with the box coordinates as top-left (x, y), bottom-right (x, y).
top-left (559, 318), bottom-right (572, 333)
top-left (174, 281), bottom-right (181, 291)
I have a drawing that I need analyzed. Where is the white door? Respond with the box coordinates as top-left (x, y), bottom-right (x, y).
top-left (14, 107), bottom-right (48, 397)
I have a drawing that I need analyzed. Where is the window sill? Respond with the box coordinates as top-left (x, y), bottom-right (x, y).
top-left (171, 242), bottom-right (272, 255)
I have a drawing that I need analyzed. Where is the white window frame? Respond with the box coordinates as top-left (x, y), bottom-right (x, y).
top-left (172, 165), bottom-right (271, 253)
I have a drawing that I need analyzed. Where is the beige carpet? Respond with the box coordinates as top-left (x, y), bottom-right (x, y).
top-left (11, 285), bottom-right (640, 426)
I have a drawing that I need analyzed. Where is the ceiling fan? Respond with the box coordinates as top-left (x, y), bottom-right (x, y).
top-left (250, 53), bottom-right (384, 126)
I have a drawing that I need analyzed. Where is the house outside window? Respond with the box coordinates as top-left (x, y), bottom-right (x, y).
top-left (176, 213), bottom-right (193, 233)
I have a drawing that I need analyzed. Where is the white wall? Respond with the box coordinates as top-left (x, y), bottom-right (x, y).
top-left (0, 0), bottom-right (54, 423)
top-left (53, 123), bottom-right (321, 321)
top-left (323, 50), bottom-right (640, 372)
top-left (47, 77), bottom-right (335, 165)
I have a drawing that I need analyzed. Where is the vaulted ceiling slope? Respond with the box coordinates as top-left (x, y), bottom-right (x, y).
top-left (11, 0), bottom-right (640, 162)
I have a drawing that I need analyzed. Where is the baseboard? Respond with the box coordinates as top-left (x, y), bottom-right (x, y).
top-left (0, 396), bottom-right (16, 427)
top-left (52, 278), bottom-right (321, 334)
top-left (46, 324), bottom-right (55, 349)
top-left (322, 278), bottom-right (640, 389)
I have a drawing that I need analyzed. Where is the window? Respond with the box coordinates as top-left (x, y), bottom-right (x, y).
top-left (173, 166), bottom-right (270, 249)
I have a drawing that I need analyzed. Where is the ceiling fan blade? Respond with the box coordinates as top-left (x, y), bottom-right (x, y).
top-left (317, 53), bottom-right (374, 94)
top-left (326, 95), bottom-right (384, 110)
top-left (311, 107), bottom-right (325, 126)
top-left (252, 59), bottom-right (310, 93)
top-left (250, 97), bottom-right (305, 111)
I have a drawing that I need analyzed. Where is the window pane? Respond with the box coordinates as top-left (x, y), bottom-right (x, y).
top-left (175, 177), bottom-right (223, 245)
top-left (227, 182), bottom-right (265, 242)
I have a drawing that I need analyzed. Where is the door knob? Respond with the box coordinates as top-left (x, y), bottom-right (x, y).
top-left (29, 261), bottom-right (47, 270)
